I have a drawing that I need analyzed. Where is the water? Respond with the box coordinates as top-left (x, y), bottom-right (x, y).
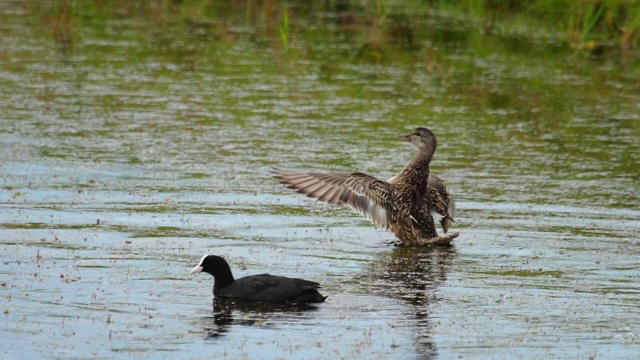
top-left (1, 2), bottom-right (639, 359)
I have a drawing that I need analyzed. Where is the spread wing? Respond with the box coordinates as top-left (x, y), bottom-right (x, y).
top-left (272, 168), bottom-right (392, 229)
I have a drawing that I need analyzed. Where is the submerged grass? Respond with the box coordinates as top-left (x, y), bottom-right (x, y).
top-left (487, 269), bottom-right (565, 278)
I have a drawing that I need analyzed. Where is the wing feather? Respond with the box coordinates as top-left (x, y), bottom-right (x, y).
top-left (272, 168), bottom-right (392, 229)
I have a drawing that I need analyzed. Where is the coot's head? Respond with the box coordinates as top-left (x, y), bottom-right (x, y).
top-left (395, 127), bottom-right (437, 154)
top-left (190, 254), bottom-right (233, 278)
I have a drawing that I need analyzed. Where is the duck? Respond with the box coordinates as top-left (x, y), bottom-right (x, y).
top-left (272, 127), bottom-right (459, 246)
top-left (387, 173), bottom-right (455, 235)
top-left (190, 255), bottom-right (327, 304)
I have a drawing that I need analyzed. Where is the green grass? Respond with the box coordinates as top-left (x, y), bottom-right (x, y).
top-left (418, 0), bottom-right (640, 53)
top-left (28, 0), bottom-right (640, 57)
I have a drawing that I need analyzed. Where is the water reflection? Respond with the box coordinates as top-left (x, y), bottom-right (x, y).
top-left (2, 1), bottom-right (639, 358)
top-left (199, 313), bottom-right (232, 340)
top-left (197, 297), bottom-right (321, 340)
top-left (361, 246), bottom-right (456, 358)
top-left (381, 246), bottom-right (455, 304)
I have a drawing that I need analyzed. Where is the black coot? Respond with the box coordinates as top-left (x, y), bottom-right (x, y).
top-left (190, 255), bottom-right (327, 304)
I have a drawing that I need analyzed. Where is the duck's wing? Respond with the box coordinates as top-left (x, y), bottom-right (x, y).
top-left (427, 175), bottom-right (455, 220)
top-left (272, 168), bottom-right (392, 229)
top-left (427, 174), bottom-right (455, 233)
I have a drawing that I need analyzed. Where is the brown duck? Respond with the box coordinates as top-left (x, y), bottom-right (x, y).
top-left (272, 127), bottom-right (459, 246)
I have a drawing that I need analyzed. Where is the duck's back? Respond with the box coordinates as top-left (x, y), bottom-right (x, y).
top-left (215, 274), bottom-right (326, 303)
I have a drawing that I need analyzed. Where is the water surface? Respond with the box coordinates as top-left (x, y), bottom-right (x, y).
top-left (1, 2), bottom-right (639, 359)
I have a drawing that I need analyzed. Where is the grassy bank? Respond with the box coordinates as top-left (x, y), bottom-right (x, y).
top-left (36, 0), bottom-right (640, 59)
top-left (420, 0), bottom-right (639, 54)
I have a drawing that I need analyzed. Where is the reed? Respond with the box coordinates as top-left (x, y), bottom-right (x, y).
top-left (279, 6), bottom-right (289, 49)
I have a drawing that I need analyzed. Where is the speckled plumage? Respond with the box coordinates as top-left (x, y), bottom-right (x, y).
top-left (272, 127), bottom-right (459, 246)
top-left (427, 175), bottom-right (455, 234)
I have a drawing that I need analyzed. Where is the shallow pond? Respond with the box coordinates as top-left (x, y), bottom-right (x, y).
top-left (1, 2), bottom-right (639, 359)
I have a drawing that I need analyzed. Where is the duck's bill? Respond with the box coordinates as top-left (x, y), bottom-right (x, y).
top-left (395, 134), bottom-right (411, 141)
top-left (190, 265), bottom-right (203, 275)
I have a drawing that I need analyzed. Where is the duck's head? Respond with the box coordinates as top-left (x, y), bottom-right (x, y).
top-left (396, 127), bottom-right (437, 154)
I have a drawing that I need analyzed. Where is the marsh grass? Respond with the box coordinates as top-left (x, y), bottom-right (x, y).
top-left (279, 6), bottom-right (290, 49)
top-left (423, 0), bottom-right (639, 54)
top-left (26, 0), bottom-right (640, 59)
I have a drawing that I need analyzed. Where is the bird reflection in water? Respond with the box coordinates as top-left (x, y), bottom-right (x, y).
top-left (198, 297), bottom-right (321, 339)
top-left (381, 246), bottom-right (455, 303)
top-left (361, 245), bottom-right (456, 357)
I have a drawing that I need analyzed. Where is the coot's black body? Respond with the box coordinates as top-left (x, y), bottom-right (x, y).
top-left (190, 255), bottom-right (327, 304)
